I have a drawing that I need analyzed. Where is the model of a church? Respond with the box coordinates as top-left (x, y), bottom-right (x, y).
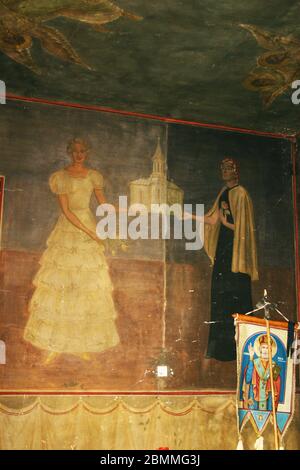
top-left (129, 139), bottom-right (184, 211)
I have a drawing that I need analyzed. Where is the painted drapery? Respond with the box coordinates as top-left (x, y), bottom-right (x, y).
top-left (0, 395), bottom-right (299, 450)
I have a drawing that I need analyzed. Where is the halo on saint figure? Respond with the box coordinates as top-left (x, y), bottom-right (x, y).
top-left (254, 333), bottom-right (277, 358)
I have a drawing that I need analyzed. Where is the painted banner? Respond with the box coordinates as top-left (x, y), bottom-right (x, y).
top-left (234, 314), bottom-right (298, 449)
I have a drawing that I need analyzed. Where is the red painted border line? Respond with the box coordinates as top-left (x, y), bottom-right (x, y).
top-left (6, 93), bottom-right (295, 140)
top-left (291, 140), bottom-right (300, 321)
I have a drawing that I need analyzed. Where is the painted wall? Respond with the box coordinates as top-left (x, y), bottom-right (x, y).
top-left (0, 100), bottom-right (297, 392)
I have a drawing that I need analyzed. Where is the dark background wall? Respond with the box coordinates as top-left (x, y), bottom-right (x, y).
top-left (167, 123), bottom-right (295, 269)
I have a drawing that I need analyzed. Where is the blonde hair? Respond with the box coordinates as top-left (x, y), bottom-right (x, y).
top-left (67, 138), bottom-right (91, 155)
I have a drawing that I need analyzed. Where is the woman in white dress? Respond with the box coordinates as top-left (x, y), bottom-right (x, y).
top-left (24, 138), bottom-right (120, 364)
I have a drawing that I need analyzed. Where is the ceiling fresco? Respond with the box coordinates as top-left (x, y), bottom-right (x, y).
top-left (1, 0), bottom-right (300, 133)
top-left (0, 0), bottom-right (142, 73)
top-left (241, 23), bottom-right (300, 108)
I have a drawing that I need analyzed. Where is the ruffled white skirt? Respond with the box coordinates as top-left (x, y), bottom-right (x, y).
top-left (24, 209), bottom-right (120, 353)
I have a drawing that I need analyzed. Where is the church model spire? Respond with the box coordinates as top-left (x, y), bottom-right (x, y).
top-left (151, 137), bottom-right (166, 178)
top-left (129, 137), bottom-right (183, 211)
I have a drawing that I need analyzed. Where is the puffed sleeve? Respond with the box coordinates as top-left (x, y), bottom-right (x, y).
top-left (90, 169), bottom-right (104, 190)
top-left (49, 170), bottom-right (68, 195)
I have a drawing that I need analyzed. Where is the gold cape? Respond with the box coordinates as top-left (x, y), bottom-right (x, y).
top-left (204, 185), bottom-right (259, 281)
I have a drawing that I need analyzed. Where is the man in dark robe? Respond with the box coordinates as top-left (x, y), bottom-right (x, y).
top-left (204, 158), bottom-right (258, 361)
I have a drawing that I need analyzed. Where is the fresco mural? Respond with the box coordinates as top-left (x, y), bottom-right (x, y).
top-left (0, 100), bottom-right (297, 392)
top-left (165, 124), bottom-right (297, 389)
top-left (0, 0), bottom-right (142, 74)
top-left (241, 24), bottom-right (300, 107)
top-left (0, 100), bottom-right (167, 391)
top-left (1, 1), bottom-right (300, 133)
